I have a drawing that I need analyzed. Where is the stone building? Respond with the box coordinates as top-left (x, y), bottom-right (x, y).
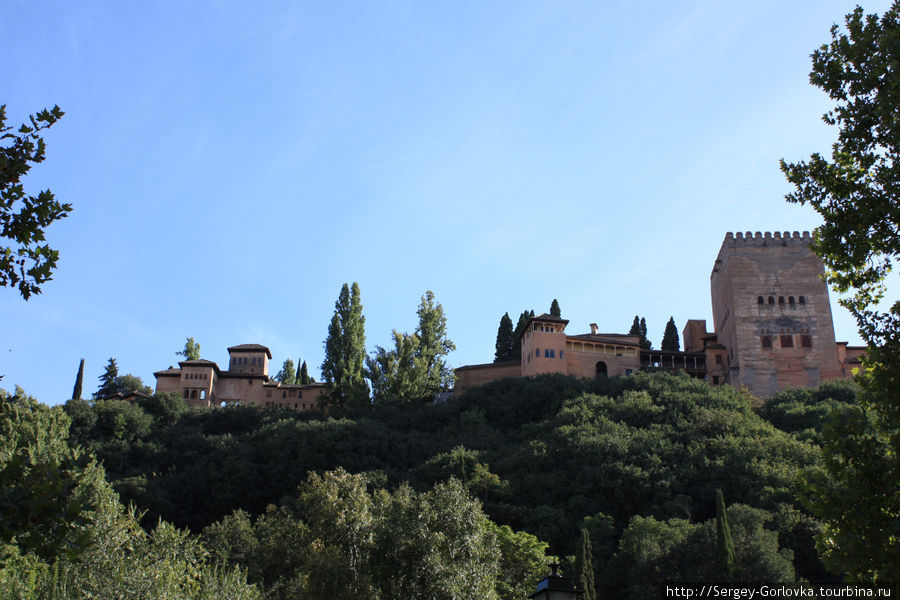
top-left (154, 343), bottom-right (324, 409)
top-left (455, 231), bottom-right (865, 397)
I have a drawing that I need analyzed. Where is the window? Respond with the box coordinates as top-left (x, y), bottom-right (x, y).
top-left (536, 349), bottom-right (540, 357)
top-left (200, 390), bottom-right (206, 399)
top-left (780, 335), bottom-right (794, 348)
top-left (789, 296), bottom-right (795, 305)
top-left (768, 296), bottom-right (775, 304)
top-left (798, 296), bottom-right (806, 304)
top-left (559, 350), bottom-right (564, 359)
top-left (778, 296), bottom-right (785, 304)
top-left (715, 354), bottom-right (722, 365)
top-left (757, 296), bottom-right (764, 304)
top-left (713, 376), bottom-right (719, 385)
top-left (801, 335), bottom-right (812, 348)
top-left (761, 335), bottom-right (773, 349)
top-left (625, 369), bottom-right (633, 375)
top-left (183, 388), bottom-right (189, 398)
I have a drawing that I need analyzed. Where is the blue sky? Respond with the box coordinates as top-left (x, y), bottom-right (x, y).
top-left (2, 1), bottom-right (892, 404)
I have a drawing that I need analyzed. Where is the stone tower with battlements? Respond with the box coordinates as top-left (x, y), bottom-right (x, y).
top-left (710, 231), bottom-right (843, 396)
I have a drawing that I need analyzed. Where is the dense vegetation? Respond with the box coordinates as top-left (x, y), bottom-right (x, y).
top-left (16, 371), bottom-right (856, 597)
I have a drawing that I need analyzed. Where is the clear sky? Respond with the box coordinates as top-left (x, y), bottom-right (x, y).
top-left (2, 1), bottom-right (893, 404)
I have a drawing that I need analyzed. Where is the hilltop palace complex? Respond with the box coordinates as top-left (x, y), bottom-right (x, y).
top-left (154, 232), bottom-right (865, 407)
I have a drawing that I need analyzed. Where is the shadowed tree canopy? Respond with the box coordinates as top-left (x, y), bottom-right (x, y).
top-left (0, 104), bottom-right (71, 300)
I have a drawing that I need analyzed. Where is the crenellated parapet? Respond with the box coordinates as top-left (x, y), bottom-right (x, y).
top-left (724, 230), bottom-right (812, 245)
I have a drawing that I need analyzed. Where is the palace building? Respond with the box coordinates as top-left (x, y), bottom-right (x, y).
top-left (154, 343), bottom-right (325, 409)
top-left (455, 232), bottom-right (865, 397)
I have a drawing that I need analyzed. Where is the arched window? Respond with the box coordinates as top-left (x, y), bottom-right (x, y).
top-left (596, 361), bottom-right (608, 378)
top-left (778, 296), bottom-right (785, 304)
top-left (768, 296), bottom-right (775, 304)
top-left (789, 296), bottom-right (795, 305)
top-left (798, 296), bottom-right (806, 304)
top-left (757, 296), bottom-right (764, 304)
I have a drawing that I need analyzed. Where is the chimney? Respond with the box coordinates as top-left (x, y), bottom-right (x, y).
top-left (590, 323), bottom-right (598, 335)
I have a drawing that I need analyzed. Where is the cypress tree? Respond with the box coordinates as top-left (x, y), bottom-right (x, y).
top-left (94, 358), bottom-right (119, 399)
top-left (321, 282), bottom-right (369, 408)
top-left (715, 488), bottom-right (736, 580)
top-left (661, 317), bottom-right (680, 351)
top-left (494, 312), bottom-right (514, 362)
top-left (299, 360), bottom-right (310, 385)
top-left (576, 528), bottom-right (597, 600)
top-left (72, 358), bottom-right (84, 400)
top-left (629, 316), bottom-right (641, 336)
top-left (550, 299), bottom-right (561, 318)
top-left (511, 310), bottom-right (534, 361)
top-left (639, 317), bottom-right (651, 349)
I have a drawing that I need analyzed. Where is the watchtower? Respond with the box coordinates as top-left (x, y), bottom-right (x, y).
top-left (710, 231), bottom-right (842, 396)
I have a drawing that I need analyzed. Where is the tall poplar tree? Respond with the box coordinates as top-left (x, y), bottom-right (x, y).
top-left (661, 317), bottom-right (680, 351)
top-left (177, 337), bottom-right (201, 361)
top-left (71, 358), bottom-right (84, 400)
top-left (321, 282), bottom-right (369, 408)
top-left (416, 290), bottom-right (456, 393)
top-left (494, 312), bottom-right (514, 362)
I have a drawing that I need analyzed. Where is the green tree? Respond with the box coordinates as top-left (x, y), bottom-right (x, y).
top-left (366, 331), bottom-right (425, 404)
top-left (415, 290), bottom-right (456, 394)
top-left (495, 312), bottom-right (515, 362)
top-left (550, 299), bottom-right (561, 318)
top-left (0, 392), bottom-right (104, 561)
top-left (512, 310), bottom-right (534, 361)
top-left (95, 358), bottom-right (120, 399)
top-left (780, 1), bottom-right (900, 581)
top-left (276, 358), bottom-right (297, 385)
top-left (716, 489), bottom-right (736, 581)
top-left (640, 317), bottom-right (651, 349)
top-left (299, 360), bottom-right (311, 385)
top-left (72, 357), bottom-right (84, 401)
top-left (116, 373), bottom-right (151, 395)
top-left (629, 316), bottom-right (641, 337)
top-left (178, 337), bottom-right (201, 361)
top-left (576, 528), bottom-right (597, 600)
top-left (0, 104), bottom-right (71, 300)
top-left (321, 282), bottom-right (369, 408)
top-left (661, 317), bottom-right (680, 351)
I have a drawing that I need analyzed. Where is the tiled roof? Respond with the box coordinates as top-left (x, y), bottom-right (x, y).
top-left (227, 344), bottom-right (273, 358)
top-left (178, 359), bottom-right (221, 373)
top-left (154, 368), bottom-right (181, 377)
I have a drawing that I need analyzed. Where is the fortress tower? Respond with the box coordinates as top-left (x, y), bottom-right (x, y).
top-left (710, 231), bottom-right (843, 396)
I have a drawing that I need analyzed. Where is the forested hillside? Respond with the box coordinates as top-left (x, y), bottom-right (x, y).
top-left (33, 371), bottom-right (858, 597)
